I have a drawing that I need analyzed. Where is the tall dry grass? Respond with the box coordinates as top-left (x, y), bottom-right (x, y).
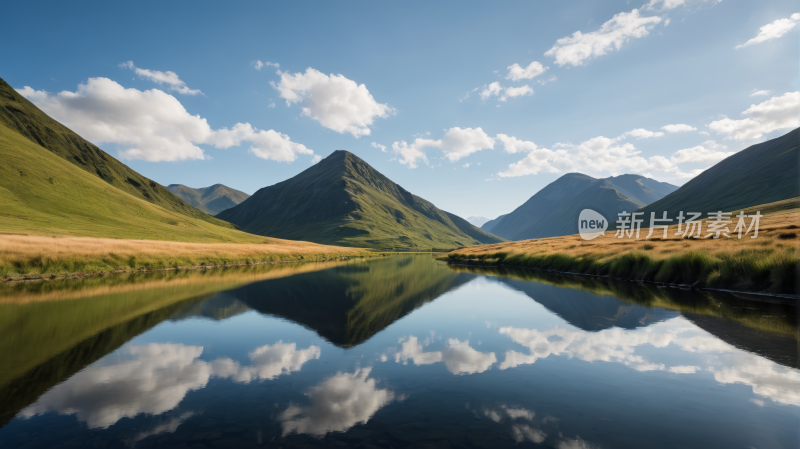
top-left (0, 234), bottom-right (377, 279)
top-left (447, 210), bottom-right (799, 294)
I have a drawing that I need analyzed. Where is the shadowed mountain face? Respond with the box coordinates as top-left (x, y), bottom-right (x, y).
top-left (0, 77), bottom-right (231, 229)
top-left (635, 127), bottom-right (800, 218)
top-left (217, 150), bottom-right (505, 249)
top-left (485, 173), bottom-right (677, 241)
top-left (167, 184), bottom-right (250, 215)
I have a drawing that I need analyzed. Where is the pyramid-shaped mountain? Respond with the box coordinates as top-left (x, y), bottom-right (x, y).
top-left (217, 150), bottom-right (505, 249)
top-left (486, 173), bottom-right (678, 241)
top-left (168, 183), bottom-right (250, 215)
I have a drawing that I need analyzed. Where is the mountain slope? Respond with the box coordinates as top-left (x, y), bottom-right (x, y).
top-left (636, 127), bottom-right (799, 218)
top-left (490, 173), bottom-right (677, 241)
top-left (167, 184), bottom-right (250, 215)
top-left (218, 150), bottom-right (505, 249)
top-left (481, 214), bottom-right (507, 233)
top-left (0, 121), bottom-right (262, 242)
top-left (0, 76), bottom-right (234, 229)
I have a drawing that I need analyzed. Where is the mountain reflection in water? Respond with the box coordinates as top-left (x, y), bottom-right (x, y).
top-left (0, 255), bottom-right (797, 449)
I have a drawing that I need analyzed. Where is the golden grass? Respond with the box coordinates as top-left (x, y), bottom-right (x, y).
top-left (447, 203), bottom-right (799, 294)
top-left (0, 234), bottom-right (381, 280)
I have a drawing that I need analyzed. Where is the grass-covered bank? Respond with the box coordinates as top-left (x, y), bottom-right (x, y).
top-left (446, 207), bottom-right (799, 295)
top-left (0, 234), bottom-right (387, 280)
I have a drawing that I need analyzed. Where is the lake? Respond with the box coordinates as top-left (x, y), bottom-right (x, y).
top-left (0, 255), bottom-right (797, 448)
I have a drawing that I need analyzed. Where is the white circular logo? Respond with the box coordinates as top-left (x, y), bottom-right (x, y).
top-left (578, 209), bottom-right (608, 240)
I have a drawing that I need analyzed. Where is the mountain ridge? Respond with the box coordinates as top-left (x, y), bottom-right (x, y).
top-left (167, 183), bottom-right (250, 215)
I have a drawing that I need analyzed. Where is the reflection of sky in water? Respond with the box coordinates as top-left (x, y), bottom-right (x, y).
top-left (4, 270), bottom-right (799, 448)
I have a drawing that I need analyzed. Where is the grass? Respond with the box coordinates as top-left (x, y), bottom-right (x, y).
top-left (445, 203), bottom-right (799, 294)
top-left (0, 234), bottom-right (383, 280)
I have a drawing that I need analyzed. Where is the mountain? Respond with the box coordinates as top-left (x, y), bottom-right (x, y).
top-left (635, 127), bottom-right (800, 218)
top-left (0, 76), bottom-right (235, 230)
top-left (217, 150), bottom-right (505, 249)
top-left (466, 216), bottom-right (491, 227)
top-left (489, 173), bottom-right (678, 241)
top-left (481, 214), bottom-right (507, 233)
top-left (167, 184), bottom-right (250, 215)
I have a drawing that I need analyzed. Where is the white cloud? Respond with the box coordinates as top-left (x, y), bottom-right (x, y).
top-left (496, 134), bottom-right (541, 154)
top-left (480, 82), bottom-right (503, 100)
top-left (279, 368), bottom-right (394, 436)
top-left (668, 365), bottom-right (700, 374)
top-left (391, 127), bottom-right (494, 167)
top-left (513, 425), bottom-right (547, 443)
top-left (618, 128), bottom-right (665, 139)
top-left (18, 79), bottom-right (316, 163)
top-left (644, 0), bottom-right (686, 10)
top-left (544, 9), bottom-right (663, 67)
top-left (273, 68), bottom-right (394, 137)
top-left (132, 412), bottom-right (197, 443)
top-left (736, 13), bottom-right (800, 49)
top-left (670, 141), bottom-right (733, 164)
top-left (503, 85), bottom-right (534, 100)
top-left (371, 142), bottom-right (387, 152)
top-left (506, 61), bottom-right (548, 81)
top-left (558, 436), bottom-right (600, 449)
top-left (311, 154), bottom-right (322, 164)
top-left (212, 341), bottom-right (321, 383)
top-left (750, 90), bottom-right (772, 97)
top-left (709, 91), bottom-right (800, 140)
top-left (252, 60), bottom-right (280, 70)
top-left (661, 124), bottom-right (697, 133)
top-left (120, 61), bottom-right (201, 95)
top-left (393, 336), bottom-right (496, 375)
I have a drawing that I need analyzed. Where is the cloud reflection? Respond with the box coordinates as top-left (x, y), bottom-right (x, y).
top-left (21, 341), bottom-right (320, 428)
top-left (394, 335), bottom-right (496, 375)
top-left (279, 367), bottom-right (394, 437)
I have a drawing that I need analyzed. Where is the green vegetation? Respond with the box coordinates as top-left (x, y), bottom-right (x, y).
top-left (488, 173), bottom-right (678, 240)
top-left (218, 150), bottom-right (505, 250)
top-left (167, 183), bottom-right (250, 215)
top-left (0, 77), bottom-right (233, 229)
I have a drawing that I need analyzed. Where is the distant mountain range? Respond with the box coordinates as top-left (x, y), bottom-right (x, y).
top-left (167, 184), bottom-right (250, 215)
top-left (466, 216), bottom-right (491, 227)
top-left (635, 128), bottom-right (799, 218)
top-left (218, 150), bottom-right (505, 249)
top-left (484, 173), bottom-right (678, 240)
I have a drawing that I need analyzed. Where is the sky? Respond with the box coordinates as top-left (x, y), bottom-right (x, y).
top-left (2, 0), bottom-right (798, 220)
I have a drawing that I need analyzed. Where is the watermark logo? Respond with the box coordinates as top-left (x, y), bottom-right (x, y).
top-left (578, 209), bottom-right (608, 240)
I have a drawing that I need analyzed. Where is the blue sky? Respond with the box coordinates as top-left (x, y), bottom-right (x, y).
top-left (3, 0), bottom-right (798, 219)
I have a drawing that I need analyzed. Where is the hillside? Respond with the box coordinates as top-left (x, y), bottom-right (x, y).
top-left (0, 76), bottom-right (234, 229)
top-left (218, 150), bottom-right (505, 249)
top-left (488, 173), bottom-right (677, 241)
top-left (635, 127), bottom-right (800, 218)
top-left (168, 184), bottom-right (250, 215)
top-left (0, 120), bottom-right (263, 242)
top-left (481, 214), bottom-right (507, 233)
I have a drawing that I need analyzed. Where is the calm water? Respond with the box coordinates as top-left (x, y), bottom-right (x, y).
top-left (0, 255), bottom-right (797, 448)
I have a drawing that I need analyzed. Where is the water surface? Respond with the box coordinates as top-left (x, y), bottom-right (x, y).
top-left (0, 255), bottom-right (797, 448)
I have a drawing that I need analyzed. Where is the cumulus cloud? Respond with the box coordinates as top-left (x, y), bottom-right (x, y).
top-left (513, 425), bottom-right (547, 443)
top-left (644, 0), bottom-right (687, 10)
top-left (736, 14), bottom-right (800, 49)
top-left (394, 336), bottom-right (496, 375)
top-left (212, 341), bottom-right (321, 383)
top-left (670, 141), bottom-right (733, 164)
top-left (480, 82), bottom-right (534, 102)
top-left (252, 60), bottom-right (280, 70)
top-left (544, 9), bottom-right (663, 67)
top-left (661, 124), bottom-right (697, 133)
top-left (709, 91), bottom-right (800, 140)
top-left (391, 127), bottom-right (494, 167)
top-left (120, 61), bottom-right (201, 95)
top-left (132, 412), bottom-right (197, 443)
top-left (279, 368), bottom-right (394, 436)
top-left (18, 79), bottom-right (316, 163)
top-left (371, 142), bottom-right (387, 152)
top-left (750, 90), bottom-right (772, 97)
top-left (506, 61), bottom-right (549, 81)
top-left (480, 82), bottom-right (503, 100)
top-left (503, 85), bottom-right (534, 100)
top-left (273, 68), bottom-right (394, 137)
top-left (618, 128), bottom-right (665, 139)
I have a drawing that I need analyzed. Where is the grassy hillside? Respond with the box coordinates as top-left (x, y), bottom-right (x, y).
top-left (489, 173), bottom-right (676, 241)
top-left (0, 76), bottom-right (233, 229)
top-left (447, 200), bottom-right (799, 294)
top-left (218, 150), bottom-right (505, 250)
top-left (167, 183), bottom-right (250, 215)
top-left (636, 127), bottom-right (799, 218)
top-left (0, 121), bottom-right (265, 243)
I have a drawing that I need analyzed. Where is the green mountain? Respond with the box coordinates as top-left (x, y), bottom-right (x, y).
top-left (635, 127), bottom-right (800, 218)
top-left (487, 173), bottom-right (678, 240)
top-left (167, 183), bottom-right (250, 215)
top-left (217, 150), bottom-right (505, 249)
top-left (0, 76), bottom-right (234, 230)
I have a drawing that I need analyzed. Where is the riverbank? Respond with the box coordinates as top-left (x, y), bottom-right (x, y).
top-left (445, 208), bottom-right (798, 295)
top-left (0, 234), bottom-right (385, 281)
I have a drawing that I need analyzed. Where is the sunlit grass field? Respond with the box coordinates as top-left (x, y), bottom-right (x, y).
top-left (447, 199), bottom-right (799, 294)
